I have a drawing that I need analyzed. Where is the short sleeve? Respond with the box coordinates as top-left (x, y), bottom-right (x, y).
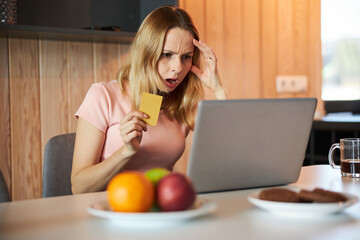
top-left (75, 83), bottom-right (110, 133)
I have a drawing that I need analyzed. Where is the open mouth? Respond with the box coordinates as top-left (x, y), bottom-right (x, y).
top-left (165, 78), bottom-right (179, 88)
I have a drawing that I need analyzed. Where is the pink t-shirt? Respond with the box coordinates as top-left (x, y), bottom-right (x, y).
top-left (75, 81), bottom-right (188, 172)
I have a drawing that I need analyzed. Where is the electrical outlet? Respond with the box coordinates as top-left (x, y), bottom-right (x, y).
top-left (276, 75), bottom-right (308, 93)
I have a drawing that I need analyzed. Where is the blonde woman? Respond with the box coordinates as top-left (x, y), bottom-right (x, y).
top-left (71, 6), bottom-right (226, 194)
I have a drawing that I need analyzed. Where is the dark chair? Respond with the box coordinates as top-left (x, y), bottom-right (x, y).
top-left (0, 170), bottom-right (11, 202)
top-left (42, 133), bottom-right (76, 198)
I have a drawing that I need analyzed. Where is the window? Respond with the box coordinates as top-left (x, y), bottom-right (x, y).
top-left (321, 0), bottom-right (360, 101)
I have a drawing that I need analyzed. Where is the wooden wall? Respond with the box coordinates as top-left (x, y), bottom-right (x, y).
top-left (180, 0), bottom-right (322, 101)
top-left (175, 0), bottom-right (323, 174)
top-left (0, 0), bottom-right (322, 200)
top-left (0, 37), bottom-right (130, 200)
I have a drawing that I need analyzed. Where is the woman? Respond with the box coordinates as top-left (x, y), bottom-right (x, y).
top-left (71, 6), bottom-right (226, 194)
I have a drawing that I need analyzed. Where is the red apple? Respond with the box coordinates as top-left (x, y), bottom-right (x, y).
top-left (156, 173), bottom-right (196, 212)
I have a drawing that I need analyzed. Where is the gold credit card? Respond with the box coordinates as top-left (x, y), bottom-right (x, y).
top-left (139, 92), bottom-right (163, 126)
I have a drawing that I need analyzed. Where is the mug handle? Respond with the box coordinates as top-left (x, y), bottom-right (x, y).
top-left (328, 143), bottom-right (340, 169)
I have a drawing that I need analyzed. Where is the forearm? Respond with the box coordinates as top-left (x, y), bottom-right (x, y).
top-left (71, 145), bottom-right (134, 194)
top-left (211, 70), bottom-right (227, 100)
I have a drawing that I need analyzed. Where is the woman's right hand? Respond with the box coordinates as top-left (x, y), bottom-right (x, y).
top-left (119, 111), bottom-right (148, 155)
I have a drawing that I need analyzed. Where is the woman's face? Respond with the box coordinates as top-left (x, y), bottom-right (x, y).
top-left (157, 27), bottom-right (194, 93)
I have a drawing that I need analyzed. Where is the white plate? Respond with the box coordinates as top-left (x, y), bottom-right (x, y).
top-left (87, 198), bottom-right (217, 227)
top-left (248, 187), bottom-right (358, 217)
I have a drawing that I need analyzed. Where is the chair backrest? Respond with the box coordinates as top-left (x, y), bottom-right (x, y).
top-left (0, 170), bottom-right (11, 202)
top-left (42, 133), bottom-right (76, 198)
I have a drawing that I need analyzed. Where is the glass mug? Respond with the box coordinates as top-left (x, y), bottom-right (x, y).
top-left (328, 138), bottom-right (360, 177)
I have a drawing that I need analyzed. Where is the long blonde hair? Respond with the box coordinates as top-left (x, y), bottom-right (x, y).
top-left (117, 6), bottom-right (204, 130)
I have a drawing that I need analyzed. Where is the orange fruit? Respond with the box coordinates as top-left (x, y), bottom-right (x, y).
top-left (107, 172), bottom-right (154, 212)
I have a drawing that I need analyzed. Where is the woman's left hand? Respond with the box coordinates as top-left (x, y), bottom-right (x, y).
top-left (191, 39), bottom-right (226, 99)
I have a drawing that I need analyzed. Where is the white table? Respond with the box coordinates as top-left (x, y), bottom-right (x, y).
top-left (1, 165), bottom-right (359, 240)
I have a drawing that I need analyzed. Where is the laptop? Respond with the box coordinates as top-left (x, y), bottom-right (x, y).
top-left (186, 98), bottom-right (317, 193)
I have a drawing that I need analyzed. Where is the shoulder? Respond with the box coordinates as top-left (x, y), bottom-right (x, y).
top-left (80, 80), bottom-right (124, 115)
top-left (86, 80), bottom-right (127, 102)
top-left (76, 81), bottom-right (126, 132)
top-left (88, 80), bottom-right (120, 95)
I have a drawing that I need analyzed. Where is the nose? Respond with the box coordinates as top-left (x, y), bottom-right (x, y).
top-left (171, 57), bottom-right (182, 73)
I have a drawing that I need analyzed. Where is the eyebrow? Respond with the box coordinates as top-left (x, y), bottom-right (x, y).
top-left (163, 49), bottom-right (194, 55)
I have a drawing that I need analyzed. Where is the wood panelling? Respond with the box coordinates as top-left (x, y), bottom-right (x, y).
top-left (179, 0), bottom-right (322, 103)
top-left (308, 0), bottom-right (324, 115)
top-left (0, 37), bottom-right (11, 196)
top-left (68, 42), bottom-right (94, 132)
top-left (9, 38), bottom-right (42, 200)
top-left (0, 0), bottom-right (322, 200)
top-left (242, 0), bottom-right (261, 98)
top-left (293, 0), bottom-right (308, 98)
top-left (40, 40), bottom-right (69, 163)
top-left (119, 44), bottom-right (131, 65)
top-left (293, 0), bottom-right (308, 75)
top-left (205, 0), bottom-right (225, 75)
top-left (1, 37), bottom-right (130, 200)
top-left (278, 0), bottom-right (294, 75)
top-left (277, 0), bottom-right (294, 99)
top-left (179, 0), bottom-right (205, 39)
top-left (223, 0), bottom-right (242, 98)
top-left (261, 0), bottom-right (277, 98)
top-left (94, 43), bottom-right (121, 82)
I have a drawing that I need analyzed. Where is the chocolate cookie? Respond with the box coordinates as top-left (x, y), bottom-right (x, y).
top-left (258, 188), bottom-right (300, 203)
top-left (298, 188), bottom-right (348, 203)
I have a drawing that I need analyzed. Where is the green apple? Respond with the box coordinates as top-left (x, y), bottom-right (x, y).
top-left (145, 168), bottom-right (170, 186)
